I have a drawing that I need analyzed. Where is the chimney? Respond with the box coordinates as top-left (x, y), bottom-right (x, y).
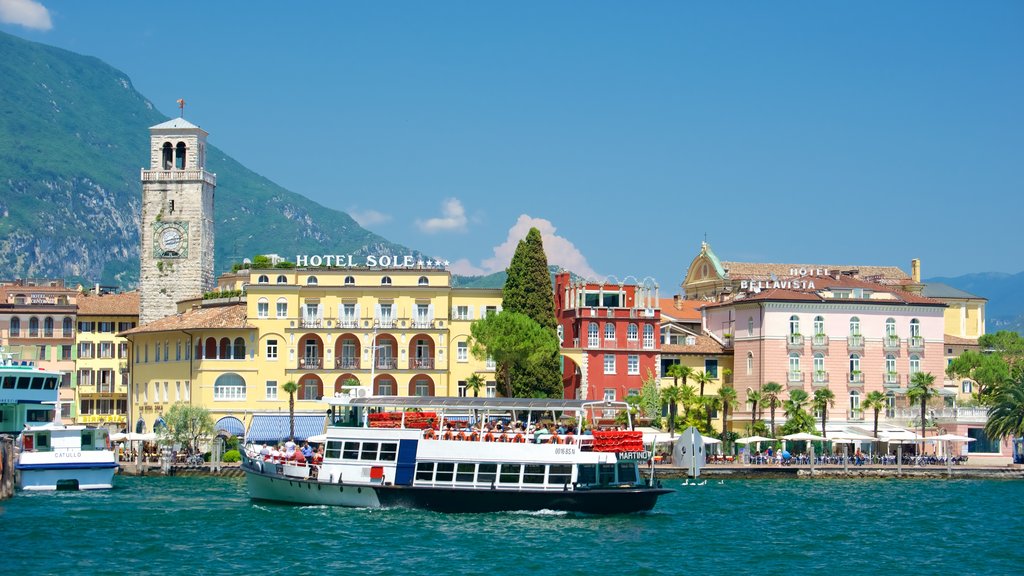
top-left (911, 259), bottom-right (921, 284)
top-left (673, 294), bottom-right (683, 310)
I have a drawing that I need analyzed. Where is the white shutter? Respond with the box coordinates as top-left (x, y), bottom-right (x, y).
top-left (354, 303), bottom-right (361, 322)
top-left (469, 306), bottom-right (474, 320)
top-left (428, 303), bottom-right (435, 322)
top-left (317, 303), bottom-right (323, 319)
top-left (497, 305), bottom-right (503, 314)
top-left (375, 303), bottom-right (381, 321)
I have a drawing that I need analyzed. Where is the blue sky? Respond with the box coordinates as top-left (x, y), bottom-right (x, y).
top-left (3, 1), bottom-right (1022, 291)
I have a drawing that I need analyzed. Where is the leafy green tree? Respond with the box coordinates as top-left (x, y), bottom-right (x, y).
top-left (862, 390), bottom-right (888, 453)
top-left (466, 373), bottom-right (485, 398)
top-left (980, 331), bottom-right (1024, 376)
top-left (762, 381), bottom-right (783, 436)
top-left (985, 371), bottom-right (1024, 440)
top-left (907, 372), bottom-right (938, 452)
top-left (638, 370), bottom-right (661, 421)
top-left (660, 384), bottom-right (683, 438)
top-left (781, 389), bottom-right (815, 435)
top-left (812, 388), bottom-right (836, 439)
top-left (252, 254), bottom-right (273, 269)
top-left (282, 380), bottom-right (298, 440)
top-left (502, 227), bottom-right (557, 331)
top-left (161, 402), bottom-right (213, 455)
top-left (946, 349), bottom-right (1010, 401)
top-left (470, 311), bottom-right (561, 397)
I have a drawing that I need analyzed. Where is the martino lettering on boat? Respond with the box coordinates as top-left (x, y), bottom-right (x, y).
top-left (241, 386), bottom-right (673, 514)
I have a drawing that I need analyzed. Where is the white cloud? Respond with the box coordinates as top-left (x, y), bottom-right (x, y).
top-left (0, 0), bottom-right (52, 30)
top-left (457, 214), bottom-right (599, 279)
top-left (348, 208), bottom-right (391, 228)
top-left (416, 197), bottom-right (468, 233)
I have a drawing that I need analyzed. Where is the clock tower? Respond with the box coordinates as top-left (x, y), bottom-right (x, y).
top-left (139, 116), bottom-right (216, 325)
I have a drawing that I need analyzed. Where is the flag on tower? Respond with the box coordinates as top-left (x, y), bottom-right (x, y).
top-left (177, 99), bottom-right (185, 117)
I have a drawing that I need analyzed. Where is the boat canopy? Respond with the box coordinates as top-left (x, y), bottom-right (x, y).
top-left (330, 395), bottom-right (629, 414)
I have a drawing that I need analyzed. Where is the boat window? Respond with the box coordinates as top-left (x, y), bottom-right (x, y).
top-left (360, 442), bottom-right (379, 460)
top-left (523, 464), bottom-right (545, 484)
top-left (325, 441), bottom-right (342, 459)
top-left (1, 376), bottom-right (13, 389)
top-left (617, 462), bottom-right (637, 484)
top-left (499, 464), bottom-right (521, 484)
top-left (415, 462), bottom-right (434, 481)
top-left (379, 443), bottom-right (398, 462)
top-left (36, 433), bottom-right (50, 450)
top-left (599, 463), bottom-right (616, 485)
top-left (27, 409), bottom-right (52, 423)
top-left (477, 463), bottom-right (497, 484)
top-left (456, 463), bottom-right (475, 482)
top-left (16, 377), bottom-right (30, 389)
top-left (30, 377), bottom-right (44, 390)
top-left (550, 464), bottom-right (572, 486)
top-left (81, 431), bottom-right (93, 448)
top-left (577, 464), bottom-right (596, 485)
top-left (435, 462), bottom-right (455, 482)
top-left (342, 441), bottom-right (359, 460)
top-left (44, 377), bottom-right (57, 390)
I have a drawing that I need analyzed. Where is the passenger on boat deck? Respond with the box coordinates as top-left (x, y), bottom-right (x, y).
top-left (293, 448), bottom-right (306, 464)
top-left (534, 425), bottom-right (551, 443)
top-left (284, 439), bottom-right (297, 454)
top-left (301, 442), bottom-right (313, 460)
top-left (269, 446), bottom-right (281, 461)
top-left (259, 444), bottom-right (270, 458)
top-left (312, 446), bottom-right (324, 465)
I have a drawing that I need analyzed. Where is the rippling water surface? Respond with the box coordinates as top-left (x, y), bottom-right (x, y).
top-left (2, 476), bottom-right (1021, 575)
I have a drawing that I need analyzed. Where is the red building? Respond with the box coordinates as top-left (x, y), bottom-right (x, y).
top-left (554, 272), bottom-right (661, 401)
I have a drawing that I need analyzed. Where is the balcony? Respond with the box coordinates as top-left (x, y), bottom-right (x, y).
top-left (787, 334), bottom-right (805, 350)
top-left (908, 336), bottom-right (924, 352)
top-left (884, 372), bottom-right (899, 386)
top-left (335, 357), bottom-right (359, 370)
top-left (298, 357), bottom-right (322, 370)
top-left (300, 317), bottom-right (324, 329)
top-left (847, 335), bottom-right (864, 351)
top-left (849, 371), bottom-right (864, 384)
top-left (788, 370), bottom-right (803, 384)
top-left (411, 319), bottom-right (434, 330)
top-left (377, 319), bottom-right (396, 330)
top-left (848, 409), bottom-right (864, 421)
top-left (411, 357), bottom-right (435, 370)
top-left (812, 371), bottom-right (829, 385)
top-left (811, 334), bottom-right (829, 349)
top-left (141, 168), bottom-right (217, 186)
top-left (883, 335), bottom-right (901, 352)
top-left (892, 406), bottom-right (988, 424)
top-left (337, 319), bottom-right (359, 329)
top-left (375, 358), bottom-right (398, 370)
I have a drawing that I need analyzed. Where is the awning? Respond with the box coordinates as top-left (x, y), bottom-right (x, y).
top-left (214, 416), bottom-right (245, 437)
top-left (246, 414), bottom-right (326, 443)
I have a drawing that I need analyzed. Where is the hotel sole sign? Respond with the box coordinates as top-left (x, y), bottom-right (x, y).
top-left (296, 254), bottom-right (448, 269)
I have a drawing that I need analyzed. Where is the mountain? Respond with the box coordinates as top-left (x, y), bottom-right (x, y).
top-left (925, 271), bottom-right (1024, 334)
top-left (0, 31), bottom-right (420, 287)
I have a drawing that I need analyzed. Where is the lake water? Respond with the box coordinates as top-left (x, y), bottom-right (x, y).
top-left (2, 476), bottom-right (1021, 575)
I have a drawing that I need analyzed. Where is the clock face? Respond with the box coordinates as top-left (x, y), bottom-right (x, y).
top-left (160, 228), bottom-right (182, 251)
top-left (154, 222), bottom-right (188, 258)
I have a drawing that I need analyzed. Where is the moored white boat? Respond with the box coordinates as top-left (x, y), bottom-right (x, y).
top-left (15, 405), bottom-right (118, 491)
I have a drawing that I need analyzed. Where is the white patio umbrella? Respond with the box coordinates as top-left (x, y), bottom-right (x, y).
top-left (829, 434), bottom-right (876, 472)
top-left (927, 434), bottom-right (976, 475)
top-left (781, 432), bottom-right (825, 441)
top-left (735, 435), bottom-right (776, 444)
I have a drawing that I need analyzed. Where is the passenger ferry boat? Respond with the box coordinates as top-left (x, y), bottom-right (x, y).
top-left (241, 388), bottom-right (673, 514)
top-left (0, 349), bottom-right (118, 491)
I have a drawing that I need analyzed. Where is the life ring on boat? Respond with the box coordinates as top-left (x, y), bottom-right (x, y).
top-left (564, 434), bottom-right (574, 444)
top-left (496, 434), bottom-right (508, 443)
top-left (468, 431), bottom-right (480, 442)
top-left (442, 431), bottom-right (454, 441)
top-left (549, 435), bottom-right (560, 444)
top-left (423, 428), bottom-right (436, 440)
top-left (484, 433), bottom-right (495, 442)
top-left (513, 434), bottom-right (525, 444)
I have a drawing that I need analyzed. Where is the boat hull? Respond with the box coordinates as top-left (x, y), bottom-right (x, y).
top-left (16, 462), bottom-right (118, 491)
top-left (243, 465), bottom-right (670, 514)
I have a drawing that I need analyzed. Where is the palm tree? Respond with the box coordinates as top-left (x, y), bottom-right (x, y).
top-left (747, 388), bottom-right (764, 429)
top-left (812, 388), bottom-right (835, 439)
top-left (762, 382), bottom-right (783, 436)
top-left (985, 371), bottom-right (1024, 440)
top-left (668, 363), bottom-right (694, 391)
top-left (702, 395), bottom-right (721, 434)
top-left (282, 380), bottom-right (298, 440)
top-left (466, 373), bottom-right (485, 398)
top-left (695, 370), bottom-right (714, 398)
top-left (660, 384), bottom-right (684, 438)
top-left (784, 389), bottom-right (810, 420)
top-left (862, 390), bottom-right (887, 453)
top-left (907, 371), bottom-right (938, 454)
top-left (718, 385), bottom-right (738, 449)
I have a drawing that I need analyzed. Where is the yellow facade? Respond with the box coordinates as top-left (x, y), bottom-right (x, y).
top-left (126, 267), bottom-right (502, 431)
top-left (942, 299), bottom-right (986, 339)
top-left (658, 354), bottom-right (735, 433)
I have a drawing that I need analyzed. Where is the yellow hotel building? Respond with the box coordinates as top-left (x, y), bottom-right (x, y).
top-left (123, 265), bottom-right (502, 438)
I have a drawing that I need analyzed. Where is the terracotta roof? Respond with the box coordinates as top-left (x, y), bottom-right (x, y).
top-left (77, 292), bottom-right (139, 316)
top-left (661, 335), bottom-right (726, 355)
top-left (121, 303), bottom-right (250, 335)
top-left (658, 298), bottom-right (703, 322)
top-left (720, 262), bottom-right (910, 282)
top-left (944, 335), bottom-right (979, 347)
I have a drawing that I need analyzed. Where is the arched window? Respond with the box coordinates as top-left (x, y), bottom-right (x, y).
top-left (300, 376), bottom-right (323, 401)
top-left (43, 317), bottom-right (53, 337)
top-left (213, 373), bottom-right (246, 400)
top-left (627, 323), bottom-right (638, 340)
top-left (849, 354), bottom-right (861, 380)
top-left (746, 351), bottom-right (753, 376)
top-left (885, 354), bottom-right (896, 379)
top-left (374, 377), bottom-right (395, 396)
top-left (344, 276), bottom-right (355, 286)
top-left (418, 276), bottom-right (429, 286)
top-left (885, 318), bottom-right (896, 336)
top-left (789, 315), bottom-right (800, 335)
top-left (885, 392), bottom-right (896, 418)
top-left (789, 352), bottom-right (800, 373)
top-left (276, 297), bottom-right (288, 318)
top-left (233, 337), bottom-right (246, 359)
top-left (204, 337), bottom-right (217, 359)
top-left (258, 275), bottom-right (269, 284)
top-left (813, 316), bottom-right (824, 336)
top-left (161, 142), bottom-right (173, 169)
top-left (276, 275), bottom-right (288, 284)
top-left (175, 141), bottom-right (187, 169)
top-left (910, 318), bottom-right (921, 337)
top-left (257, 297), bottom-right (269, 318)
top-left (849, 390), bottom-right (862, 419)
top-left (909, 354), bottom-right (920, 374)
top-left (409, 376), bottom-right (434, 396)
top-left (381, 276), bottom-right (392, 286)
top-left (813, 352), bottom-right (825, 377)
top-left (306, 276), bottom-right (318, 286)
top-left (219, 338), bottom-right (231, 359)
top-left (29, 317), bottom-right (39, 337)
top-left (604, 323), bottom-right (615, 341)
top-left (747, 316), bottom-right (754, 336)
top-left (588, 322), bottom-right (599, 347)
top-left (643, 324), bottom-right (655, 349)
top-left (9, 317), bottom-right (19, 337)
top-left (849, 317), bottom-right (861, 336)
top-left (62, 317), bottom-right (73, 337)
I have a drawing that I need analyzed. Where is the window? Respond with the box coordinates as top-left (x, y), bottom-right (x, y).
top-left (454, 305), bottom-right (469, 320)
top-left (379, 303), bottom-right (393, 324)
top-left (457, 342), bottom-right (468, 362)
top-left (604, 354), bottom-right (616, 374)
top-left (306, 276), bottom-right (318, 286)
top-left (643, 324), bottom-right (655, 349)
top-left (276, 298), bottom-right (288, 318)
top-left (603, 388), bottom-right (616, 402)
top-left (604, 323), bottom-right (615, 341)
top-left (789, 315), bottom-right (800, 335)
top-left (499, 464), bottom-right (521, 484)
top-left (747, 316), bottom-right (754, 336)
top-left (418, 276), bottom-right (429, 286)
top-left (746, 352), bottom-right (753, 376)
top-left (550, 464), bottom-right (572, 486)
top-left (413, 379), bottom-right (431, 396)
top-left (266, 339), bottom-right (278, 360)
top-left (415, 304), bottom-right (430, 326)
top-left (909, 354), bottom-right (921, 375)
top-left (43, 317), bottom-right (54, 337)
top-left (849, 317), bottom-right (860, 336)
top-left (885, 354), bottom-right (896, 374)
top-left (523, 464), bottom-right (545, 484)
top-left (885, 392), bottom-right (896, 418)
top-left (9, 317), bottom-right (20, 337)
top-left (813, 316), bottom-right (824, 336)
top-left (627, 354), bottom-right (639, 375)
top-left (376, 378), bottom-right (394, 396)
top-left (627, 323), bottom-right (638, 341)
top-left (789, 353), bottom-right (800, 374)
top-left (381, 276), bottom-right (392, 286)
top-left (813, 352), bottom-right (824, 374)
top-left (588, 323), bottom-right (599, 347)
top-left (886, 318), bottom-right (896, 336)
top-left (457, 380), bottom-right (467, 397)
top-left (257, 298), bottom-right (269, 318)
top-left (910, 318), bottom-right (920, 337)
top-left (344, 276), bottom-right (355, 286)
top-left (962, 380), bottom-right (973, 394)
top-left (302, 377), bottom-right (321, 400)
top-left (486, 382), bottom-right (496, 397)
top-left (485, 306), bottom-right (498, 316)
top-left (704, 358), bottom-right (718, 378)
top-left (29, 317), bottom-right (39, 337)
top-left (63, 317), bottom-right (74, 337)
top-left (276, 274), bottom-right (288, 284)
top-left (258, 275), bottom-right (269, 284)
top-left (213, 373), bottom-right (246, 400)
top-left (557, 325), bottom-right (564, 344)
top-left (849, 390), bottom-right (861, 419)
